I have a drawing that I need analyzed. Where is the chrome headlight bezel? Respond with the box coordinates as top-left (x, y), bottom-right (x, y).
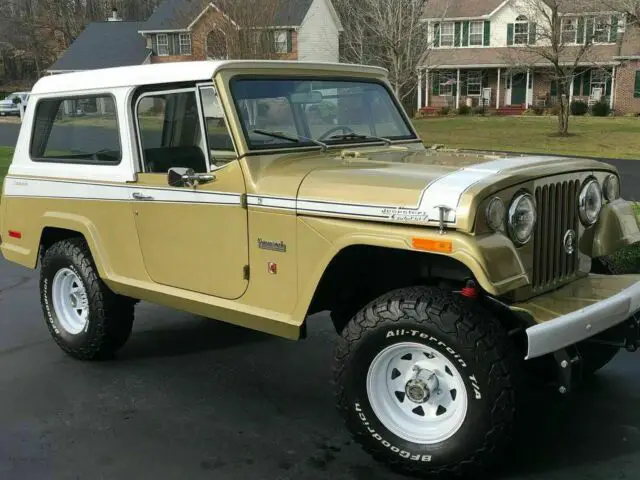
top-left (485, 197), bottom-right (506, 232)
top-left (603, 174), bottom-right (620, 202)
top-left (578, 178), bottom-right (603, 226)
top-left (507, 192), bottom-right (536, 245)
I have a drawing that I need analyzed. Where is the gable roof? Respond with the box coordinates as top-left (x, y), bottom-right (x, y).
top-left (140, 0), bottom-right (314, 32)
top-left (48, 21), bottom-right (150, 72)
top-left (424, 0), bottom-right (507, 19)
top-left (425, 0), bottom-right (626, 19)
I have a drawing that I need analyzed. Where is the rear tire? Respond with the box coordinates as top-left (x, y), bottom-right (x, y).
top-left (40, 238), bottom-right (135, 360)
top-left (333, 286), bottom-right (520, 478)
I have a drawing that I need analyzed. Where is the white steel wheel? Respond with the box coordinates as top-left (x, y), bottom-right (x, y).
top-left (51, 268), bottom-right (89, 335)
top-left (366, 341), bottom-right (468, 445)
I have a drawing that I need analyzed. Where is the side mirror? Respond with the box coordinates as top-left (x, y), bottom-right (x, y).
top-left (168, 167), bottom-right (215, 188)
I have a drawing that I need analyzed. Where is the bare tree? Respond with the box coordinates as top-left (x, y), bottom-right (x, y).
top-left (503, 0), bottom-right (624, 135)
top-left (334, 0), bottom-right (437, 109)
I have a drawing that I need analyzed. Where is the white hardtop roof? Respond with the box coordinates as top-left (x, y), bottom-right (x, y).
top-left (31, 60), bottom-right (389, 95)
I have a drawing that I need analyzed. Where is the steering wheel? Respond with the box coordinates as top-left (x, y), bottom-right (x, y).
top-left (317, 125), bottom-right (357, 142)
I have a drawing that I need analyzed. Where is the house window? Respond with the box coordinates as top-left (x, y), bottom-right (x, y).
top-left (593, 17), bottom-right (610, 43)
top-left (157, 34), bottom-right (169, 56)
top-left (466, 71), bottom-right (482, 96)
top-left (179, 33), bottom-right (192, 55)
top-left (274, 30), bottom-right (289, 53)
top-left (514, 16), bottom-right (529, 45)
top-left (562, 18), bottom-right (577, 44)
top-left (469, 21), bottom-right (484, 46)
top-left (207, 29), bottom-right (228, 59)
top-left (440, 22), bottom-right (455, 47)
top-left (439, 71), bottom-right (456, 96)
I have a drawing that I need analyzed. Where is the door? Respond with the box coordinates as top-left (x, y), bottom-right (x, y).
top-left (130, 84), bottom-right (249, 300)
top-left (511, 73), bottom-right (527, 105)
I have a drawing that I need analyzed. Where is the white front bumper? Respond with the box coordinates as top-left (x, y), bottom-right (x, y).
top-left (525, 280), bottom-right (640, 359)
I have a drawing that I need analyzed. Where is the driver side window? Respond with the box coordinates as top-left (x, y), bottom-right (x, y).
top-left (136, 89), bottom-right (208, 174)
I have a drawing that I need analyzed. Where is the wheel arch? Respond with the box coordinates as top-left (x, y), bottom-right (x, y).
top-left (301, 243), bottom-right (476, 333)
top-left (37, 213), bottom-right (110, 278)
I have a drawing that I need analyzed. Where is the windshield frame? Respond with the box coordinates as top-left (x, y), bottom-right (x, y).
top-left (228, 75), bottom-right (420, 153)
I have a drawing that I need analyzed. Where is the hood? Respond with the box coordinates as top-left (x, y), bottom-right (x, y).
top-left (247, 145), bottom-right (616, 230)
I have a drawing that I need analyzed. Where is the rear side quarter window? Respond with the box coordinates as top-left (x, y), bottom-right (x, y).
top-left (30, 94), bottom-right (121, 164)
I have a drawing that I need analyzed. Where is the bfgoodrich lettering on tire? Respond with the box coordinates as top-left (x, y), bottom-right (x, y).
top-left (333, 286), bottom-right (520, 478)
top-left (40, 238), bottom-right (135, 360)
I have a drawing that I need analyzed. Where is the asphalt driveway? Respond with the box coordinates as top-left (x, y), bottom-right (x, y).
top-left (2, 257), bottom-right (640, 480)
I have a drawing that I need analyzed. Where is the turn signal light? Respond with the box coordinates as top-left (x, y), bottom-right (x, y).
top-left (411, 237), bottom-right (453, 253)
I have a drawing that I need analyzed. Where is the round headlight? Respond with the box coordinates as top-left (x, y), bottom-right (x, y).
top-left (485, 197), bottom-right (506, 232)
top-left (508, 193), bottom-right (536, 245)
top-left (603, 174), bottom-right (620, 202)
top-left (579, 179), bottom-right (603, 226)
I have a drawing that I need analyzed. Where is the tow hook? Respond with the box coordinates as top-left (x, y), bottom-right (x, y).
top-left (460, 280), bottom-right (479, 299)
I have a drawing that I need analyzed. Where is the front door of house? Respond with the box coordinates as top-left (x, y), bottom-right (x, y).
top-left (511, 73), bottom-right (527, 106)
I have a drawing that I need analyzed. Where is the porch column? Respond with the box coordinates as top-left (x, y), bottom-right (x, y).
top-left (417, 69), bottom-right (423, 110)
top-left (525, 69), bottom-right (530, 107)
top-left (496, 68), bottom-right (501, 109)
top-left (425, 69), bottom-right (430, 107)
top-left (569, 77), bottom-right (574, 104)
top-left (456, 69), bottom-right (461, 109)
top-left (610, 66), bottom-right (616, 111)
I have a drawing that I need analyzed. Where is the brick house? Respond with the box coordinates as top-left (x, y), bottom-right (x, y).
top-left (418, 0), bottom-right (640, 115)
top-left (48, 0), bottom-right (343, 73)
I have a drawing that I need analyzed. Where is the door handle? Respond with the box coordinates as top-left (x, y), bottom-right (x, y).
top-left (132, 192), bottom-right (154, 201)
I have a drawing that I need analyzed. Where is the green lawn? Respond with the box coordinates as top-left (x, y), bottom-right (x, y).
top-left (0, 146), bottom-right (13, 183)
top-left (414, 116), bottom-right (640, 160)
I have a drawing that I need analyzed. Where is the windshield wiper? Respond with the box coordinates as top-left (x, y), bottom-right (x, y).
top-left (328, 133), bottom-right (392, 146)
top-left (252, 129), bottom-right (328, 151)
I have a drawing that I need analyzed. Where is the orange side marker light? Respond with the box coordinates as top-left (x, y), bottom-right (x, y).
top-left (411, 237), bottom-right (453, 253)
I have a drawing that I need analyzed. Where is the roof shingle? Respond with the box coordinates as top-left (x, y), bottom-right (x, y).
top-left (141, 0), bottom-right (314, 31)
top-left (49, 22), bottom-right (150, 72)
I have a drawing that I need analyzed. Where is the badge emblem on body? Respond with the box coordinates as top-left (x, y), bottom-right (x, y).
top-left (563, 229), bottom-right (576, 255)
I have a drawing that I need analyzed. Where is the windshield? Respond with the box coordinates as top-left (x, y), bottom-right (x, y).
top-left (230, 77), bottom-right (416, 150)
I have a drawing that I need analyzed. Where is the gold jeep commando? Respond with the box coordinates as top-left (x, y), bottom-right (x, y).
top-left (2, 60), bottom-right (640, 478)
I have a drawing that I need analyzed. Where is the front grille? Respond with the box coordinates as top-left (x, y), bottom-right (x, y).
top-left (532, 180), bottom-right (580, 290)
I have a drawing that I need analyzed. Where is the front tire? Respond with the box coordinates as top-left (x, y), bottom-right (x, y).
top-left (40, 238), bottom-right (135, 360)
top-left (334, 286), bottom-right (520, 478)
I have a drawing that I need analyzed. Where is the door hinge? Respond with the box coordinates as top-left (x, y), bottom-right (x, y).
top-left (240, 193), bottom-right (247, 209)
top-left (243, 264), bottom-right (250, 281)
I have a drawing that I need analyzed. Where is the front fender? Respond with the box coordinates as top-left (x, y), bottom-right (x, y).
top-left (592, 199), bottom-right (640, 258)
top-left (293, 216), bottom-right (529, 321)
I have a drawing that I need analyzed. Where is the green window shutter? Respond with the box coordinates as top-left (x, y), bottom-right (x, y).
top-left (582, 70), bottom-right (591, 96)
top-left (634, 71), bottom-right (640, 98)
top-left (507, 23), bottom-right (514, 45)
top-left (432, 71), bottom-right (440, 95)
top-left (484, 21), bottom-right (491, 46)
top-left (287, 30), bottom-right (293, 53)
top-left (529, 23), bottom-right (537, 44)
top-left (606, 74), bottom-right (613, 96)
top-left (585, 18), bottom-right (594, 44)
top-left (434, 23), bottom-right (441, 47)
top-left (151, 35), bottom-right (158, 55)
top-left (454, 22), bottom-right (462, 47)
top-left (452, 80), bottom-right (458, 96)
top-left (462, 21), bottom-right (470, 47)
top-left (574, 71), bottom-right (583, 96)
top-left (550, 80), bottom-right (558, 97)
top-left (610, 16), bottom-right (619, 42)
top-left (461, 72), bottom-right (468, 96)
top-left (577, 17), bottom-right (585, 44)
